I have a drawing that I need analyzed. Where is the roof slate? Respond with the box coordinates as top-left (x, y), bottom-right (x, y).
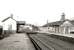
top-left (43, 19), bottom-right (74, 27)
top-left (2, 17), bottom-right (16, 22)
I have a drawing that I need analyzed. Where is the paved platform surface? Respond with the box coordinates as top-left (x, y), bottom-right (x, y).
top-left (38, 31), bottom-right (74, 38)
top-left (0, 33), bottom-right (35, 50)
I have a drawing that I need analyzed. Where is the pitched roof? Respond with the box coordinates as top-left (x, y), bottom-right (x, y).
top-left (43, 21), bottom-right (65, 27)
top-left (70, 20), bottom-right (74, 25)
top-left (43, 19), bottom-right (74, 27)
top-left (2, 17), bottom-right (16, 22)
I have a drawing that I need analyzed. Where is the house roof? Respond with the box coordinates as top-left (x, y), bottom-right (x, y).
top-left (43, 21), bottom-right (64, 27)
top-left (43, 19), bottom-right (74, 27)
top-left (70, 20), bottom-right (74, 25)
top-left (2, 17), bottom-right (16, 22)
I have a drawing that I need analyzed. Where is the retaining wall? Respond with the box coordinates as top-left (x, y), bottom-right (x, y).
top-left (48, 34), bottom-right (74, 43)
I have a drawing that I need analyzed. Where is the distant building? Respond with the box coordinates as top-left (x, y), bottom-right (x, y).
top-left (17, 23), bottom-right (39, 33)
top-left (17, 21), bottom-right (25, 33)
top-left (43, 13), bottom-right (74, 34)
top-left (25, 24), bottom-right (39, 31)
top-left (38, 26), bottom-right (49, 32)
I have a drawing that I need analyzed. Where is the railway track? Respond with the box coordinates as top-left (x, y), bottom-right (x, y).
top-left (29, 33), bottom-right (74, 50)
top-left (30, 34), bottom-right (54, 50)
top-left (36, 34), bottom-right (74, 50)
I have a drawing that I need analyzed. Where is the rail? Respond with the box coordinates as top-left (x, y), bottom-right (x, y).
top-left (27, 34), bottom-right (41, 50)
top-left (28, 34), bottom-right (54, 50)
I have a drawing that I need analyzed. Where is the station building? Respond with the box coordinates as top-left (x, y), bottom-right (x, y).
top-left (2, 14), bottom-right (17, 34)
top-left (43, 13), bottom-right (74, 34)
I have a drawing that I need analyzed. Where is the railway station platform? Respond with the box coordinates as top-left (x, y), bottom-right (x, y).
top-left (38, 31), bottom-right (74, 38)
top-left (0, 33), bottom-right (35, 50)
top-left (38, 31), bottom-right (74, 43)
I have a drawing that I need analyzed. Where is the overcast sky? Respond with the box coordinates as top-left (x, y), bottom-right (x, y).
top-left (0, 0), bottom-right (74, 26)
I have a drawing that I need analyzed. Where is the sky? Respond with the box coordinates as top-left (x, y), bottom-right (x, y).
top-left (0, 0), bottom-right (74, 26)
